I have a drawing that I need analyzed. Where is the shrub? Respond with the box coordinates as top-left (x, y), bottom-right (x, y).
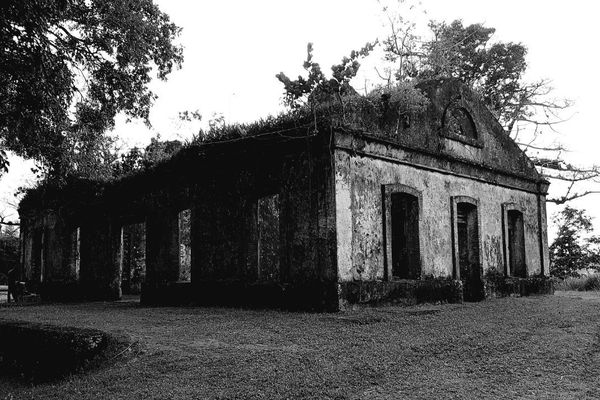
top-left (554, 274), bottom-right (600, 291)
top-left (581, 275), bottom-right (600, 291)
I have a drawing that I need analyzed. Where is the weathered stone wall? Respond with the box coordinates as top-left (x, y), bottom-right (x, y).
top-left (17, 79), bottom-right (552, 310)
top-left (145, 209), bottom-right (180, 286)
top-left (79, 217), bottom-right (122, 301)
top-left (334, 143), bottom-right (548, 283)
top-left (20, 224), bottom-right (33, 283)
top-left (189, 135), bottom-right (339, 310)
top-left (411, 79), bottom-right (540, 181)
top-left (19, 211), bottom-right (78, 296)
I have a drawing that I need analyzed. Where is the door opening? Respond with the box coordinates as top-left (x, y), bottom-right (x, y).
top-left (507, 210), bottom-right (526, 277)
top-left (456, 202), bottom-right (484, 301)
top-left (390, 192), bottom-right (421, 279)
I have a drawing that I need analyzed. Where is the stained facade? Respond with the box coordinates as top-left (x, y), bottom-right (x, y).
top-left (17, 79), bottom-right (552, 311)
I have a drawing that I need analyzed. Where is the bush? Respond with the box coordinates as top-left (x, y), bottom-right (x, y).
top-left (555, 274), bottom-right (600, 291)
top-left (581, 275), bottom-right (600, 291)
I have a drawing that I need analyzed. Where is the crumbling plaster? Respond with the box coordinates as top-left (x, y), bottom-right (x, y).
top-left (334, 147), bottom-right (548, 282)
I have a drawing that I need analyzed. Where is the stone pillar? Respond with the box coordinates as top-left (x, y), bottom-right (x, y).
top-left (20, 221), bottom-right (33, 282)
top-left (79, 217), bottom-right (122, 301)
top-left (143, 209), bottom-right (180, 300)
top-left (42, 213), bottom-right (67, 283)
top-left (38, 212), bottom-right (77, 300)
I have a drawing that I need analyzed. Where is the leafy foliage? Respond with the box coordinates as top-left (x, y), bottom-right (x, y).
top-left (554, 274), bottom-right (600, 291)
top-left (377, 10), bottom-right (568, 139)
top-left (0, 0), bottom-right (183, 178)
top-left (57, 126), bottom-right (119, 181)
top-left (0, 226), bottom-right (19, 279)
top-left (376, 6), bottom-right (596, 204)
top-left (276, 42), bottom-right (376, 111)
top-left (550, 206), bottom-right (600, 278)
top-left (277, 8), bottom-right (596, 204)
top-left (112, 136), bottom-right (183, 177)
top-left (276, 42), bottom-right (429, 135)
top-left (418, 21), bottom-right (528, 132)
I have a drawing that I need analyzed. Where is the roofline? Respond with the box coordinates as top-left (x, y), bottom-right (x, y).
top-left (333, 129), bottom-right (548, 195)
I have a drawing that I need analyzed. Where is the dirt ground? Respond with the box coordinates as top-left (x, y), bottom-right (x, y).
top-left (1, 292), bottom-right (599, 400)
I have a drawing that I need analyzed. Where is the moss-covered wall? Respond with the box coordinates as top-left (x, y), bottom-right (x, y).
top-left (333, 139), bottom-right (549, 284)
top-left (188, 133), bottom-right (338, 310)
top-left (18, 130), bottom-right (338, 309)
top-left (17, 80), bottom-right (551, 310)
top-left (79, 217), bottom-right (122, 301)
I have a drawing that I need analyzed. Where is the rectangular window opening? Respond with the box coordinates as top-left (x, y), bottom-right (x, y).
top-left (70, 227), bottom-right (81, 280)
top-left (390, 192), bottom-right (421, 279)
top-left (455, 202), bottom-right (484, 301)
top-left (257, 194), bottom-right (280, 281)
top-left (178, 209), bottom-right (192, 282)
top-left (31, 230), bottom-right (43, 284)
top-left (507, 210), bottom-right (526, 277)
top-left (121, 222), bottom-right (146, 294)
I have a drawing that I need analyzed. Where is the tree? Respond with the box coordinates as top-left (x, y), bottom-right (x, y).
top-left (0, 0), bottom-right (183, 179)
top-left (0, 219), bottom-right (19, 283)
top-left (549, 206), bottom-right (600, 278)
top-left (112, 135), bottom-right (183, 177)
top-left (376, 5), bottom-right (598, 204)
top-left (276, 42), bottom-right (376, 112)
top-left (419, 21), bottom-right (529, 132)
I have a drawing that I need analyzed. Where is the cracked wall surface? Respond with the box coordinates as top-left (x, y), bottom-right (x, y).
top-left (334, 141), bottom-right (549, 284)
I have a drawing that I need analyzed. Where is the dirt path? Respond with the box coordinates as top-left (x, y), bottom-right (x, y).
top-left (1, 292), bottom-right (599, 399)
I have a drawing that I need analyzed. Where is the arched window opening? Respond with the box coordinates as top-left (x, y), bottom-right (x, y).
top-left (444, 105), bottom-right (477, 140)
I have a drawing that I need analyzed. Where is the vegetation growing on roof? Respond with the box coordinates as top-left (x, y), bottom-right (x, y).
top-left (190, 84), bottom-right (430, 146)
top-left (17, 38), bottom-right (436, 212)
top-left (19, 80), bottom-right (433, 213)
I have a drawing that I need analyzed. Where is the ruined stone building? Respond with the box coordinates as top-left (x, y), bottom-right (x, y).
top-left (18, 79), bottom-right (552, 311)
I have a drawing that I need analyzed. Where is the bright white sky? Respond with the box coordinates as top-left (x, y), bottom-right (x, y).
top-left (1, 0), bottom-right (599, 237)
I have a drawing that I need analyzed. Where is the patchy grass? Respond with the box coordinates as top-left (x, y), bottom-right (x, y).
top-left (555, 274), bottom-right (600, 291)
top-left (1, 293), bottom-right (599, 399)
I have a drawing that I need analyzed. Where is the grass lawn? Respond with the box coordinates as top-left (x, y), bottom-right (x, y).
top-left (1, 292), bottom-right (599, 399)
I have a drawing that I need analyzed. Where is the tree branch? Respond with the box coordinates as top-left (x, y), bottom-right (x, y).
top-left (0, 215), bottom-right (20, 227)
top-left (0, 221), bottom-right (20, 227)
top-left (548, 191), bottom-right (600, 205)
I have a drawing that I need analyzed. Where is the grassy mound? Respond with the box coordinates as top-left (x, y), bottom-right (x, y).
top-left (0, 319), bottom-right (135, 382)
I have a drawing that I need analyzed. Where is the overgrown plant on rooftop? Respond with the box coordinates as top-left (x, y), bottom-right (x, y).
top-left (274, 0), bottom-right (599, 205)
top-left (275, 41), bottom-right (430, 133)
top-left (379, 0), bottom-right (599, 204)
